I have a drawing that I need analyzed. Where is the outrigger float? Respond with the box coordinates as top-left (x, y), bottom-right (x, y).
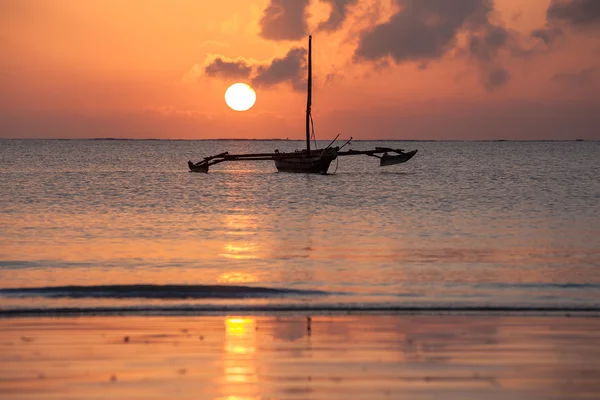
top-left (188, 36), bottom-right (417, 174)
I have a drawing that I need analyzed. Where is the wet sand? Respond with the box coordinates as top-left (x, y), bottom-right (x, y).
top-left (1, 314), bottom-right (599, 399)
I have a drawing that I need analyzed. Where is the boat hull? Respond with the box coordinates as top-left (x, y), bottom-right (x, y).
top-left (275, 155), bottom-right (335, 174)
top-left (188, 160), bottom-right (209, 173)
top-left (380, 150), bottom-right (418, 166)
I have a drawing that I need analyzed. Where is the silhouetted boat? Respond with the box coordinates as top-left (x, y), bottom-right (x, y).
top-left (271, 35), bottom-right (339, 173)
top-left (188, 36), bottom-right (417, 173)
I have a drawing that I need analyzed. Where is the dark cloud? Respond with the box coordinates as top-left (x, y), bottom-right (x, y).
top-left (529, 0), bottom-right (599, 46)
top-left (547, 0), bottom-right (600, 28)
top-left (353, 0), bottom-right (516, 91)
top-left (552, 67), bottom-right (596, 86)
top-left (466, 25), bottom-right (515, 90)
top-left (202, 48), bottom-right (307, 91)
top-left (317, 0), bottom-right (359, 32)
top-left (354, 0), bottom-right (493, 62)
top-left (468, 25), bottom-right (509, 63)
top-left (253, 47), bottom-right (307, 91)
top-left (483, 66), bottom-right (510, 91)
top-left (259, 0), bottom-right (310, 41)
top-left (258, 0), bottom-right (358, 41)
top-left (204, 58), bottom-right (252, 79)
top-left (511, 11), bottom-right (523, 22)
top-left (530, 26), bottom-right (564, 44)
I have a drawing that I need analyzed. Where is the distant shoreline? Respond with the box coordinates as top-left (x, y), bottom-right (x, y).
top-left (0, 138), bottom-right (595, 142)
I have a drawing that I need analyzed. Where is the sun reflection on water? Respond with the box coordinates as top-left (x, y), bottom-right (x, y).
top-left (223, 317), bottom-right (258, 396)
top-left (220, 243), bottom-right (259, 260)
top-left (219, 213), bottom-right (262, 260)
top-left (218, 272), bottom-right (258, 284)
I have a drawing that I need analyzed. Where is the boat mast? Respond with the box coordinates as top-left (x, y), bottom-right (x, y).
top-left (306, 35), bottom-right (312, 155)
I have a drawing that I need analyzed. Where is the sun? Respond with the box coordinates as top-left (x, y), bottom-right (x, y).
top-left (225, 83), bottom-right (256, 111)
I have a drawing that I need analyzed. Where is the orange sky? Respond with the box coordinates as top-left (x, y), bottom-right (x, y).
top-left (1, 0), bottom-right (599, 139)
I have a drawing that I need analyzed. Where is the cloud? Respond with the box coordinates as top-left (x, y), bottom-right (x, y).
top-left (482, 66), bottom-right (510, 91)
top-left (243, 0), bottom-right (598, 93)
top-left (352, 0), bottom-right (518, 91)
top-left (530, 27), bottom-right (564, 44)
top-left (258, 0), bottom-right (360, 41)
top-left (259, 0), bottom-right (310, 41)
top-left (253, 47), bottom-right (307, 91)
top-left (199, 48), bottom-right (307, 91)
top-left (466, 24), bottom-right (519, 90)
top-left (204, 57), bottom-right (253, 79)
top-left (546, 0), bottom-right (600, 28)
top-left (552, 67), bottom-right (596, 86)
top-left (354, 0), bottom-right (493, 63)
top-left (317, 0), bottom-right (359, 32)
top-left (530, 0), bottom-right (600, 46)
top-left (468, 24), bottom-right (509, 63)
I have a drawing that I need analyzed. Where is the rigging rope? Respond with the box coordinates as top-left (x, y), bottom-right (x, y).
top-left (310, 113), bottom-right (318, 150)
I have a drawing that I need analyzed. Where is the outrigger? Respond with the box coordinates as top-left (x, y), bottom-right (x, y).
top-left (188, 146), bottom-right (418, 173)
top-left (188, 36), bottom-right (417, 174)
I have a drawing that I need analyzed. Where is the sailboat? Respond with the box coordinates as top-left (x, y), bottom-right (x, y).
top-left (273, 35), bottom-right (339, 174)
top-left (188, 36), bottom-right (417, 173)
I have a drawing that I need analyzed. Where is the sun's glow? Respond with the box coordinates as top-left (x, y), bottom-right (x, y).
top-left (225, 83), bottom-right (256, 111)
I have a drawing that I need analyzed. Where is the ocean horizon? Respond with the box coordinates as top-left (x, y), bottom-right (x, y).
top-left (2, 138), bottom-right (598, 142)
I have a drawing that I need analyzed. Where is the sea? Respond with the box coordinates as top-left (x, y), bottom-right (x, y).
top-left (1, 139), bottom-right (599, 315)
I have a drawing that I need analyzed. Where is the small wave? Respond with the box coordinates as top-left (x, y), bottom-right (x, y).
top-left (474, 282), bottom-right (600, 290)
top-left (1, 304), bottom-right (599, 317)
top-left (0, 260), bottom-right (42, 269)
top-left (0, 284), bottom-right (328, 299)
top-left (0, 260), bottom-right (95, 269)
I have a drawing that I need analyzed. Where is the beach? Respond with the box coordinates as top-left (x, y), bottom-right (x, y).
top-left (2, 314), bottom-right (599, 399)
